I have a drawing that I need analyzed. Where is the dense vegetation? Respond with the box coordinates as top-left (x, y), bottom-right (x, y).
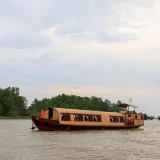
top-left (0, 87), bottom-right (156, 120)
top-left (28, 94), bottom-right (122, 115)
top-left (0, 87), bottom-right (122, 117)
top-left (0, 87), bottom-right (27, 117)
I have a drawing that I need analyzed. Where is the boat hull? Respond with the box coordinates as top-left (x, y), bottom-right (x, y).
top-left (31, 116), bottom-right (141, 131)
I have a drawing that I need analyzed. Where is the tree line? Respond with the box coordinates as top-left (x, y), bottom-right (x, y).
top-left (0, 87), bottom-right (27, 116)
top-left (0, 87), bottom-right (121, 116)
top-left (28, 93), bottom-right (122, 115)
top-left (143, 114), bottom-right (155, 120)
top-left (0, 87), bottom-right (157, 120)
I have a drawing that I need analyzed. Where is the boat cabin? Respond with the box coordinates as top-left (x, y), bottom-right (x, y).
top-left (117, 103), bottom-right (144, 126)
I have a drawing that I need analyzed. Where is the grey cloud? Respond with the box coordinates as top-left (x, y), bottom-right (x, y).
top-left (0, 47), bottom-right (158, 97)
top-left (0, 33), bottom-right (50, 49)
top-left (0, 0), bottom-right (156, 85)
top-left (150, 78), bottom-right (160, 87)
top-left (0, 0), bottom-right (144, 50)
top-left (55, 23), bottom-right (137, 43)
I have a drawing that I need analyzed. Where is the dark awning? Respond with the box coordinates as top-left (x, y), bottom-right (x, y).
top-left (117, 103), bottom-right (138, 108)
top-left (117, 103), bottom-right (130, 108)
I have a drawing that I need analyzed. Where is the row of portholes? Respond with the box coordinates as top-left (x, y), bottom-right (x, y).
top-left (110, 116), bottom-right (121, 122)
top-left (74, 115), bottom-right (98, 121)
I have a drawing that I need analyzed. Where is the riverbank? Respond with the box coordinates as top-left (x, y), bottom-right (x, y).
top-left (0, 116), bottom-right (30, 119)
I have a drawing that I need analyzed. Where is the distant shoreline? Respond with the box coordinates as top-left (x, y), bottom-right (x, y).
top-left (0, 116), bottom-right (30, 119)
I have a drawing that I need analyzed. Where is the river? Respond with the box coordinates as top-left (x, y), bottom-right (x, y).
top-left (0, 120), bottom-right (160, 160)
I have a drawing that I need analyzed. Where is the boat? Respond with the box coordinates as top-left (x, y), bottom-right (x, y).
top-left (31, 103), bottom-right (144, 131)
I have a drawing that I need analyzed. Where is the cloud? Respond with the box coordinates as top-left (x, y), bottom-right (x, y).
top-left (1, 0), bottom-right (160, 117)
top-left (0, 0), bottom-right (155, 49)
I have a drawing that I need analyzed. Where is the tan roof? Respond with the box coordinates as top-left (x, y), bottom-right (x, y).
top-left (54, 108), bottom-right (123, 116)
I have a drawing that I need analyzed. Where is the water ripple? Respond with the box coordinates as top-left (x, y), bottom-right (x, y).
top-left (0, 120), bottom-right (160, 160)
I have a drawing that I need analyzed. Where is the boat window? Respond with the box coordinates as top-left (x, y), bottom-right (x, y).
top-left (96, 115), bottom-right (101, 122)
top-left (84, 115), bottom-right (88, 121)
top-left (77, 114), bottom-right (83, 121)
top-left (61, 114), bottom-right (64, 120)
top-left (141, 115), bottom-right (143, 119)
top-left (74, 115), bottom-right (78, 121)
top-left (61, 113), bottom-right (70, 121)
top-left (93, 116), bottom-right (97, 122)
top-left (135, 115), bottom-right (137, 119)
top-left (120, 116), bottom-right (125, 122)
top-left (110, 117), bottom-right (113, 122)
top-left (128, 114), bottom-right (131, 117)
top-left (88, 115), bottom-right (93, 121)
top-left (110, 116), bottom-right (124, 122)
top-left (73, 114), bottom-right (101, 122)
top-left (117, 117), bottom-right (120, 122)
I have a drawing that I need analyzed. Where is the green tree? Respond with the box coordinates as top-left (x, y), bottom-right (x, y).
top-left (0, 87), bottom-right (28, 116)
top-left (149, 116), bottom-right (154, 120)
top-left (144, 114), bottom-right (148, 120)
top-left (28, 93), bottom-right (123, 113)
top-left (0, 104), bottom-right (2, 116)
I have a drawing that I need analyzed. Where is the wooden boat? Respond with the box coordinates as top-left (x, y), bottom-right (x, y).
top-left (31, 103), bottom-right (144, 131)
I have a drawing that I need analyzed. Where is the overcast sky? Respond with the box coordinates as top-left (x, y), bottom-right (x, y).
top-left (1, 0), bottom-right (160, 117)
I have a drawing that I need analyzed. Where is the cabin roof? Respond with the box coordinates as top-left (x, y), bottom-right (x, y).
top-left (117, 103), bottom-right (129, 108)
top-left (117, 103), bottom-right (138, 108)
top-left (54, 108), bottom-right (123, 116)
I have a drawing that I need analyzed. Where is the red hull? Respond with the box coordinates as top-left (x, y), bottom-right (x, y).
top-left (31, 116), bottom-right (141, 131)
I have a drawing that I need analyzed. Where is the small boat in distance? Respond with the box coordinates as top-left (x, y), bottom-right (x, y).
top-left (31, 103), bottom-right (144, 131)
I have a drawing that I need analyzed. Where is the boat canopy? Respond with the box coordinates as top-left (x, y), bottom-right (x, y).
top-left (117, 103), bottom-right (138, 108)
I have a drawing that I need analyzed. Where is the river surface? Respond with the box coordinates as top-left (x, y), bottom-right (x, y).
top-left (0, 120), bottom-right (160, 160)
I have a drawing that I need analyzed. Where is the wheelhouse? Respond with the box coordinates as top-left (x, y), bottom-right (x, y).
top-left (117, 103), bottom-right (144, 126)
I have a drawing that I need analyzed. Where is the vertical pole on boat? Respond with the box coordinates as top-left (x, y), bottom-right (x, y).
top-left (129, 98), bottom-right (132, 111)
top-left (129, 98), bottom-right (134, 127)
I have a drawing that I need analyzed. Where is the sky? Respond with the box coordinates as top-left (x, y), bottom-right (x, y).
top-left (1, 0), bottom-right (160, 117)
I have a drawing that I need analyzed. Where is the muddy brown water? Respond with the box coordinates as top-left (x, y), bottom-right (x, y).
top-left (0, 120), bottom-right (160, 160)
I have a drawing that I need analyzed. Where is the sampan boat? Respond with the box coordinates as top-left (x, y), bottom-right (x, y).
top-left (31, 103), bottom-right (144, 131)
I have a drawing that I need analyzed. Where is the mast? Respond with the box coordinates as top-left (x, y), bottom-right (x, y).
top-left (129, 98), bottom-right (132, 112)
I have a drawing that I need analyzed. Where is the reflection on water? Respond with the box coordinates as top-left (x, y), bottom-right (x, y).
top-left (0, 120), bottom-right (160, 160)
